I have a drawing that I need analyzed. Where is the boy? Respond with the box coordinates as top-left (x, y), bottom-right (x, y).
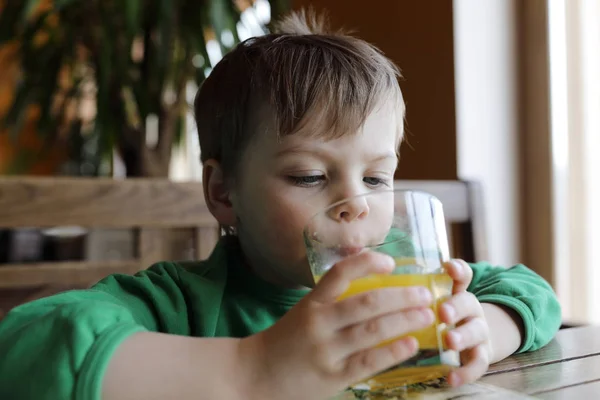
top-left (0, 11), bottom-right (561, 400)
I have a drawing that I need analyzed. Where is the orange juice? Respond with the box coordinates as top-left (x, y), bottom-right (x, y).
top-left (338, 272), bottom-right (452, 349)
top-left (316, 262), bottom-right (459, 390)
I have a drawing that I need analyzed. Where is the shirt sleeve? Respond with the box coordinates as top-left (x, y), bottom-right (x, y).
top-left (0, 262), bottom-right (189, 400)
top-left (467, 262), bottom-right (562, 353)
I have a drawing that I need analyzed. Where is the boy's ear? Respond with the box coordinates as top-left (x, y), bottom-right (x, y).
top-left (202, 160), bottom-right (237, 228)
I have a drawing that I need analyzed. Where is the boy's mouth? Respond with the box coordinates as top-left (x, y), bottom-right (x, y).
top-left (336, 246), bottom-right (364, 257)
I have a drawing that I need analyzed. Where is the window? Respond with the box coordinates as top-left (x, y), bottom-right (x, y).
top-left (548, 0), bottom-right (600, 323)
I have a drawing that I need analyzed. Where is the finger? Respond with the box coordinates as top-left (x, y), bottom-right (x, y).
top-left (445, 317), bottom-right (489, 352)
top-left (343, 336), bottom-right (419, 384)
top-left (311, 252), bottom-right (395, 303)
top-left (444, 259), bottom-right (473, 294)
top-left (330, 286), bottom-right (433, 329)
top-left (439, 291), bottom-right (484, 325)
top-left (335, 308), bottom-right (435, 359)
top-left (447, 345), bottom-right (490, 386)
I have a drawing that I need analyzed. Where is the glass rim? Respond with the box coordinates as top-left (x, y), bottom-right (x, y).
top-left (304, 229), bottom-right (409, 249)
top-left (306, 188), bottom-right (441, 220)
top-left (303, 188), bottom-right (443, 247)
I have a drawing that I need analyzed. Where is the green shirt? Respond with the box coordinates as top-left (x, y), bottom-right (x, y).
top-left (0, 237), bottom-right (561, 399)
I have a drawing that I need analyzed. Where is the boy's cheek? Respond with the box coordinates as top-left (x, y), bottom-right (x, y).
top-left (259, 204), bottom-right (311, 251)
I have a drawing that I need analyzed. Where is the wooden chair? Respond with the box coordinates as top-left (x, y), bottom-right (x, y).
top-left (0, 177), bottom-right (219, 317)
top-left (394, 180), bottom-right (584, 331)
top-left (394, 180), bottom-right (488, 262)
top-left (0, 177), bottom-right (485, 318)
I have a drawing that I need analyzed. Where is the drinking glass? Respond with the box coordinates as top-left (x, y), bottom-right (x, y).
top-left (304, 190), bottom-right (460, 393)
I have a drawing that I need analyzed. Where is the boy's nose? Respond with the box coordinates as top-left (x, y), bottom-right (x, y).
top-left (327, 196), bottom-right (370, 222)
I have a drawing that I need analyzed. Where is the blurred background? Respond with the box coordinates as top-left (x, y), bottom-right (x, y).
top-left (0, 0), bottom-right (598, 325)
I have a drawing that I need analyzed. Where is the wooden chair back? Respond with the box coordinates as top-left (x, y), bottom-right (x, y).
top-left (0, 177), bottom-right (219, 316)
top-left (0, 177), bottom-right (486, 317)
top-left (394, 180), bottom-right (488, 262)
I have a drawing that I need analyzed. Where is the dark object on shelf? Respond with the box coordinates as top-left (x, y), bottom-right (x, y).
top-left (41, 227), bottom-right (88, 262)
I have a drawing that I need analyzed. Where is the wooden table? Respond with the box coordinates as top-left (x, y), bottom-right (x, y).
top-left (482, 325), bottom-right (600, 398)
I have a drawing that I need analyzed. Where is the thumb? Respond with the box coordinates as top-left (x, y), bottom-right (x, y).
top-left (445, 259), bottom-right (473, 294)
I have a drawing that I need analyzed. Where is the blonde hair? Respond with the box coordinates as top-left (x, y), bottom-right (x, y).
top-left (194, 9), bottom-right (405, 180)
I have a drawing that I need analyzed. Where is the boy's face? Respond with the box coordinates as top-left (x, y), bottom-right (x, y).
top-left (229, 102), bottom-right (400, 288)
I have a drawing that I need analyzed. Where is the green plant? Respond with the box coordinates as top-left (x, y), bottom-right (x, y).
top-left (0, 0), bottom-right (289, 176)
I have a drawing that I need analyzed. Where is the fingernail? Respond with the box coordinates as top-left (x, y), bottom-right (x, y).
top-left (450, 372), bottom-right (462, 386)
top-left (420, 309), bottom-right (435, 324)
top-left (381, 255), bottom-right (396, 270)
top-left (452, 260), bottom-right (463, 274)
top-left (374, 260), bottom-right (394, 273)
top-left (418, 286), bottom-right (433, 302)
top-left (406, 336), bottom-right (419, 354)
top-left (387, 256), bottom-right (396, 269)
top-left (449, 331), bottom-right (462, 347)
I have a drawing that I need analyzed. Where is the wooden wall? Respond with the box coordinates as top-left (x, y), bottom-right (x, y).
top-left (291, 0), bottom-right (458, 180)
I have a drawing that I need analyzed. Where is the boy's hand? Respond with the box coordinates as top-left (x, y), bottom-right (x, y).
top-left (241, 252), bottom-right (435, 400)
top-left (439, 260), bottom-right (491, 387)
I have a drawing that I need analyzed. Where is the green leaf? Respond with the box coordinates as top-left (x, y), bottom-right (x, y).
top-left (223, 0), bottom-right (241, 44)
top-left (123, 0), bottom-right (142, 36)
top-left (94, 22), bottom-right (115, 160)
top-left (19, 10), bottom-right (54, 55)
top-left (35, 50), bottom-right (65, 139)
top-left (1, 83), bottom-right (31, 140)
top-left (180, 2), bottom-right (211, 85)
top-left (268, 0), bottom-right (291, 25)
top-left (130, 79), bottom-right (150, 122)
top-left (64, 118), bottom-right (85, 172)
top-left (173, 111), bottom-right (186, 146)
top-left (0, 2), bottom-right (26, 44)
top-left (21, 0), bottom-right (43, 24)
top-left (208, 0), bottom-right (232, 54)
top-left (100, 3), bottom-right (134, 100)
top-left (138, 1), bottom-right (161, 115)
top-left (52, 0), bottom-right (81, 12)
top-left (6, 149), bottom-right (37, 175)
top-left (157, 0), bottom-right (175, 90)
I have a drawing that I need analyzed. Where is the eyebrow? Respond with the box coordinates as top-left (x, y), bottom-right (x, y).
top-left (370, 152), bottom-right (398, 162)
top-left (274, 147), bottom-right (317, 158)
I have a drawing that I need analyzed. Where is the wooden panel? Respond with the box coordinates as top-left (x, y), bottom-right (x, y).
top-left (0, 177), bottom-right (212, 228)
top-left (292, 0), bottom-right (458, 180)
top-left (450, 223), bottom-right (475, 262)
top-left (488, 326), bottom-right (600, 374)
top-left (195, 227), bottom-right (219, 260)
top-left (394, 180), bottom-right (470, 223)
top-left (481, 356), bottom-right (600, 395)
top-left (0, 260), bottom-right (140, 288)
top-left (468, 181), bottom-right (489, 261)
top-left (536, 380), bottom-right (600, 399)
top-left (517, 0), bottom-right (555, 287)
top-left (137, 228), bottom-right (168, 266)
top-left (0, 285), bottom-right (90, 319)
top-left (0, 287), bottom-right (49, 319)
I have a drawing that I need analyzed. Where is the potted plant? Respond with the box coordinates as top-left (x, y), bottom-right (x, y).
top-left (0, 0), bottom-right (289, 274)
top-left (0, 0), bottom-right (289, 177)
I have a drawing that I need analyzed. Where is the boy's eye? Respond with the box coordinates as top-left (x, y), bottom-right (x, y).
top-left (288, 175), bottom-right (326, 187)
top-left (363, 177), bottom-right (389, 187)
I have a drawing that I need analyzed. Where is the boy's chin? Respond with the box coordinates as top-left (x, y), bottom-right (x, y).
top-left (289, 260), bottom-right (317, 289)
